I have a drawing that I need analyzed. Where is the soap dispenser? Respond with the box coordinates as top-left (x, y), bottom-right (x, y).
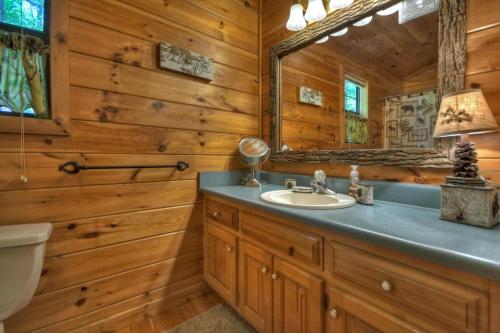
top-left (348, 165), bottom-right (359, 199)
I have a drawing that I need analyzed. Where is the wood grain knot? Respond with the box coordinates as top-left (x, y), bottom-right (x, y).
top-left (75, 298), bottom-right (86, 306)
top-left (84, 232), bottom-right (100, 239)
top-left (158, 144), bottom-right (166, 152)
top-left (67, 223), bottom-right (77, 230)
top-left (152, 101), bottom-right (165, 110)
top-left (56, 32), bottom-right (67, 43)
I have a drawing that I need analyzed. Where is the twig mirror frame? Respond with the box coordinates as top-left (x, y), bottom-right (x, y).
top-left (268, 0), bottom-right (466, 167)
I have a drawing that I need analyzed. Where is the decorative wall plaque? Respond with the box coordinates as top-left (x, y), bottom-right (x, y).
top-left (298, 86), bottom-right (323, 106)
top-left (159, 42), bottom-right (214, 81)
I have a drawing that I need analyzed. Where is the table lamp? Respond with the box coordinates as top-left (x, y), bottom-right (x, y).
top-left (433, 89), bottom-right (499, 228)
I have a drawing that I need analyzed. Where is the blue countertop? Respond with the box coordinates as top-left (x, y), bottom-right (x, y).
top-left (200, 172), bottom-right (500, 281)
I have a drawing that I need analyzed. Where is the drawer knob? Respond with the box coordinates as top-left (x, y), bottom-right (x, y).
top-left (212, 211), bottom-right (220, 219)
top-left (330, 308), bottom-right (339, 319)
top-left (288, 246), bottom-right (295, 256)
top-left (381, 280), bottom-right (393, 292)
top-left (226, 245), bottom-right (233, 253)
top-left (262, 266), bottom-right (268, 274)
top-left (271, 273), bottom-right (279, 280)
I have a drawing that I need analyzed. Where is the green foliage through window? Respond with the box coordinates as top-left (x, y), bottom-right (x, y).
top-left (344, 79), bottom-right (361, 114)
top-left (1, 0), bottom-right (46, 32)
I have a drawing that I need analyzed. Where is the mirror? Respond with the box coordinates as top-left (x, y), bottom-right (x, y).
top-left (238, 137), bottom-right (270, 187)
top-left (269, 0), bottom-right (466, 167)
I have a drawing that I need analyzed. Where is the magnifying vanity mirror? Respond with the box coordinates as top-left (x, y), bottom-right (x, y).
top-left (268, 0), bottom-right (466, 167)
top-left (238, 137), bottom-right (270, 187)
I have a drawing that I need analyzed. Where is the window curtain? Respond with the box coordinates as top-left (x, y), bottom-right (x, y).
top-left (0, 30), bottom-right (49, 117)
top-left (345, 113), bottom-right (368, 144)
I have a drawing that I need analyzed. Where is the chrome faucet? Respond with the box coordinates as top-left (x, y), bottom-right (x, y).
top-left (311, 170), bottom-right (336, 195)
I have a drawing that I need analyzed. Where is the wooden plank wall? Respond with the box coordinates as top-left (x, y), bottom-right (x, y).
top-left (261, 0), bottom-right (500, 184)
top-left (0, 0), bottom-right (259, 332)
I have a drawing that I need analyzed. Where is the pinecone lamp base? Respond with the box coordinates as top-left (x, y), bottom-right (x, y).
top-left (439, 139), bottom-right (498, 228)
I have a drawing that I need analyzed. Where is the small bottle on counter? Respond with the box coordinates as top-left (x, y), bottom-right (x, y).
top-left (348, 165), bottom-right (359, 199)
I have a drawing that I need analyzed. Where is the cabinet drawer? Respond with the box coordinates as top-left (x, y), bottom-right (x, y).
top-left (330, 242), bottom-right (487, 333)
top-left (206, 198), bottom-right (239, 231)
top-left (241, 211), bottom-right (322, 268)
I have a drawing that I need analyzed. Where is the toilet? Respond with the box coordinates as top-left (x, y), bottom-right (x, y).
top-left (0, 224), bottom-right (52, 333)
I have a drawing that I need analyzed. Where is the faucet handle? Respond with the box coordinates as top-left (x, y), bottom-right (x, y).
top-left (314, 170), bottom-right (326, 182)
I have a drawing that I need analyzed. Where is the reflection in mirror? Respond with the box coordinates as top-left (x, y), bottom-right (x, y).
top-left (280, 3), bottom-right (439, 151)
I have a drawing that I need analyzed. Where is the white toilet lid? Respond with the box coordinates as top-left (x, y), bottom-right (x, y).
top-left (0, 223), bottom-right (52, 248)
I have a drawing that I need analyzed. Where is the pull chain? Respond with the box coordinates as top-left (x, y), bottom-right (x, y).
top-left (20, 111), bottom-right (27, 182)
top-left (19, 10), bottom-right (28, 183)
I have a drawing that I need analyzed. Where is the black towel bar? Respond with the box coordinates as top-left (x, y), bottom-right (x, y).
top-left (59, 161), bottom-right (189, 174)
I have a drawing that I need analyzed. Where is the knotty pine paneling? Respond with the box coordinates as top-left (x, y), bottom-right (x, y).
top-left (9, 252), bottom-right (203, 333)
top-left (70, 0), bottom-right (258, 74)
top-left (0, 153), bottom-right (242, 190)
top-left (1, 0), bottom-right (259, 332)
top-left (261, 0), bottom-right (500, 184)
top-left (33, 276), bottom-right (209, 333)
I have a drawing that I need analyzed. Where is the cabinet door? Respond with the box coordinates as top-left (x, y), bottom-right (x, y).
top-left (272, 257), bottom-right (324, 333)
top-left (327, 287), bottom-right (424, 333)
top-left (239, 240), bottom-right (273, 333)
top-left (204, 221), bottom-right (237, 306)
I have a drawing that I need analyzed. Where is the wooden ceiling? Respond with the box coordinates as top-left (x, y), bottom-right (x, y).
top-left (319, 10), bottom-right (438, 79)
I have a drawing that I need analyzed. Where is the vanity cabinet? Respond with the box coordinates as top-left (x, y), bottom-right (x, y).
top-left (329, 242), bottom-right (487, 333)
top-left (327, 287), bottom-right (423, 333)
top-left (204, 221), bottom-right (238, 306)
top-left (203, 195), bottom-right (493, 333)
top-left (239, 240), bottom-right (273, 332)
top-left (238, 239), bottom-right (324, 333)
top-left (272, 256), bottom-right (324, 333)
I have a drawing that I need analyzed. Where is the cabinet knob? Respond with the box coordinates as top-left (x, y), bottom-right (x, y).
top-left (262, 266), bottom-right (268, 274)
top-left (226, 245), bottom-right (233, 253)
top-left (381, 280), bottom-right (392, 292)
top-left (330, 308), bottom-right (339, 319)
top-left (271, 273), bottom-right (279, 280)
top-left (212, 211), bottom-right (220, 219)
top-left (288, 246), bottom-right (295, 256)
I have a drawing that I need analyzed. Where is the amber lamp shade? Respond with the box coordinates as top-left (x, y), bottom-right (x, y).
top-left (433, 89), bottom-right (498, 138)
top-left (433, 89), bottom-right (498, 179)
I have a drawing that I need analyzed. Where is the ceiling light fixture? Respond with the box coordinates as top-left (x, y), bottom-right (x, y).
top-left (331, 27), bottom-right (348, 36)
top-left (353, 15), bottom-right (373, 26)
top-left (315, 35), bottom-right (329, 43)
top-left (329, 0), bottom-right (354, 10)
top-left (304, 0), bottom-right (327, 23)
top-left (286, 2), bottom-right (307, 31)
top-left (377, 3), bottom-right (401, 16)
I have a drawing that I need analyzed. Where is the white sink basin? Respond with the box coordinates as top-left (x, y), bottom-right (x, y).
top-left (260, 190), bottom-right (356, 210)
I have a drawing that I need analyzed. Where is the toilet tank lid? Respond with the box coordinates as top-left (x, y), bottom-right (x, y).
top-left (0, 223), bottom-right (53, 248)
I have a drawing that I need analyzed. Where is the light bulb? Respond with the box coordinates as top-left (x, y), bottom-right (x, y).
top-left (377, 3), bottom-right (401, 16)
top-left (286, 3), bottom-right (307, 31)
top-left (315, 36), bottom-right (329, 43)
top-left (331, 27), bottom-right (348, 36)
top-left (353, 15), bottom-right (373, 26)
top-left (329, 0), bottom-right (354, 10)
top-left (304, 0), bottom-right (327, 23)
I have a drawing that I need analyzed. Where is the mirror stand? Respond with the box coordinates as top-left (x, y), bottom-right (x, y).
top-left (245, 167), bottom-right (262, 187)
